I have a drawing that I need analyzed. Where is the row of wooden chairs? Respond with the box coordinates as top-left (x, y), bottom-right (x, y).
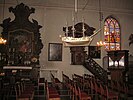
top-left (51, 73), bottom-right (62, 90)
top-left (62, 72), bottom-right (91, 100)
top-left (110, 80), bottom-right (128, 94)
top-left (84, 74), bottom-right (128, 96)
top-left (63, 73), bottom-right (120, 100)
top-left (37, 76), bottom-right (61, 100)
top-left (15, 81), bottom-right (34, 100)
top-left (80, 74), bottom-right (119, 100)
top-left (45, 79), bottom-right (61, 100)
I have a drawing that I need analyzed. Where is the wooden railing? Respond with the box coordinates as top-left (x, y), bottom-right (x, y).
top-left (83, 56), bottom-right (108, 84)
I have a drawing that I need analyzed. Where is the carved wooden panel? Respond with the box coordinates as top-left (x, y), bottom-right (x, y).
top-left (0, 3), bottom-right (43, 66)
top-left (70, 47), bottom-right (86, 65)
top-left (0, 3), bottom-right (43, 83)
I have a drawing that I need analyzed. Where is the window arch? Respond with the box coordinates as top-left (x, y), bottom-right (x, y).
top-left (104, 16), bottom-right (121, 51)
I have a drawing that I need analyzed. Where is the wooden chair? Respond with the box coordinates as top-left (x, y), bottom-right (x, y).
top-left (46, 86), bottom-right (60, 100)
top-left (62, 72), bottom-right (70, 84)
top-left (100, 83), bottom-right (118, 100)
top-left (90, 78), bottom-right (96, 96)
top-left (72, 74), bottom-right (84, 90)
top-left (118, 81), bottom-right (128, 94)
top-left (62, 72), bottom-right (74, 99)
top-left (46, 81), bottom-right (60, 100)
top-left (94, 80), bottom-right (102, 100)
top-left (90, 78), bottom-right (100, 100)
top-left (69, 81), bottom-right (75, 100)
top-left (78, 86), bottom-right (91, 100)
top-left (51, 73), bottom-right (62, 90)
top-left (15, 82), bottom-right (34, 100)
top-left (38, 78), bottom-right (45, 91)
top-left (73, 83), bottom-right (91, 100)
top-left (117, 81), bottom-right (128, 99)
top-left (38, 78), bottom-right (45, 86)
top-left (111, 80), bottom-right (118, 92)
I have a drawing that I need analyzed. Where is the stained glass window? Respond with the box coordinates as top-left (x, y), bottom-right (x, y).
top-left (104, 17), bottom-right (120, 51)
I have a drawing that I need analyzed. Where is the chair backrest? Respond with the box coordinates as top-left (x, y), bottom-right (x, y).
top-left (95, 81), bottom-right (101, 94)
top-left (74, 83), bottom-right (79, 97)
top-left (45, 80), bottom-right (49, 100)
top-left (14, 84), bottom-right (18, 99)
top-left (15, 82), bottom-right (21, 99)
top-left (39, 78), bottom-right (45, 83)
top-left (62, 72), bottom-right (69, 84)
top-left (17, 82), bottom-right (22, 96)
top-left (90, 78), bottom-right (95, 92)
top-left (20, 81), bottom-right (24, 93)
top-left (118, 81), bottom-right (128, 93)
top-left (100, 83), bottom-right (108, 97)
top-left (77, 86), bottom-right (82, 99)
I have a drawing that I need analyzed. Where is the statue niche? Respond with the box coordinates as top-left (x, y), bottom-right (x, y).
top-left (0, 3), bottom-right (43, 66)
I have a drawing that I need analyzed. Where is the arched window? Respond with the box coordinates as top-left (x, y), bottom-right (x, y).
top-left (104, 17), bottom-right (121, 51)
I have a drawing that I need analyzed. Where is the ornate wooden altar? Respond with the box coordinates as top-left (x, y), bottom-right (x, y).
top-left (0, 3), bottom-right (43, 82)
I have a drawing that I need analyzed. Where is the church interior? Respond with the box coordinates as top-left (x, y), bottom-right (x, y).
top-left (0, 0), bottom-right (133, 100)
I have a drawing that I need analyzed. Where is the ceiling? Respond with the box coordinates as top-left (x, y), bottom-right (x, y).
top-left (0, 0), bottom-right (133, 13)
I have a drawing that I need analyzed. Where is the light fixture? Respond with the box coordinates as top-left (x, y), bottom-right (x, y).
top-left (60, 0), bottom-right (101, 47)
top-left (60, 28), bottom-right (101, 47)
top-left (97, 40), bottom-right (105, 46)
top-left (0, 35), bottom-right (7, 44)
top-left (0, 0), bottom-right (7, 45)
top-left (96, 0), bottom-right (105, 47)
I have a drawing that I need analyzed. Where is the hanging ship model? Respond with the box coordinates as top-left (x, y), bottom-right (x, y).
top-left (60, 22), bottom-right (101, 47)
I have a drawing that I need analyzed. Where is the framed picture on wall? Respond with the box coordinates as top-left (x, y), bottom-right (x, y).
top-left (88, 46), bottom-right (101, 59)
top-left (48, 43), bottom-right (62, 61)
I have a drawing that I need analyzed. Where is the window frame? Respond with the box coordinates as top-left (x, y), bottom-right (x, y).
top-left (104, 16), bottom-right (121, 51)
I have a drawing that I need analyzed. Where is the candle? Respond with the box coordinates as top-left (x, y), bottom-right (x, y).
top-left (75, 0), bottom-right (77, 13)
top-left (66, 21), bottom-right (68, 37)
top-left (72, 12), bottom-right (75, 37)
top-left (82, 17), bottom-right (85, 37)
